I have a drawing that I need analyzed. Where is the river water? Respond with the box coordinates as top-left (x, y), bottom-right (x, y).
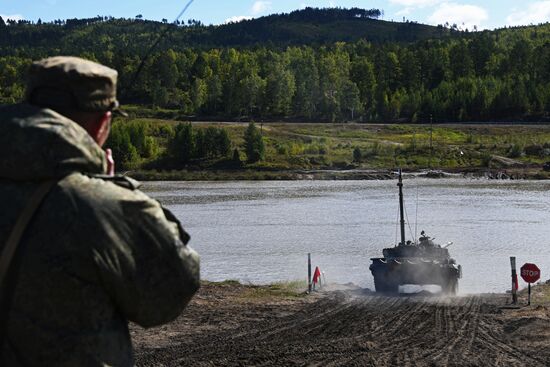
top-left (142, 178), bottom-right (550, 294)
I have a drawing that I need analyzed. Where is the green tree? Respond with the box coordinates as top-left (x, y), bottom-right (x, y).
top-left (205, 74), bottom-right (223, 114)
top-left (216, 129), bottom-right (231, 157)
top-left (353, 147), bottom-right (362, 162)
top-left (142, 137), bottom-right (159, 158)
top-left (106, 123), bottom-right (140, 170)
top-left (507, 39), bottom-right (533, 76)
top-left (238, 72), bottom-right (265, 117)
top-left (151, 81), bottom-right (169, 108)
top-left (153, 49), bottom-right (178, 89)
top-left (288, 47), bottom-right (320, 119)
top-left (191, 52), bottom-right (212, 79)
top-left (203, 127), bottom-right (219, 157)
top-left (232, 148), bottom-right (241, 163)
top-left (264, 53), bottom-right (296, 116)
top-left (127, 122), bottom-right (147, 154)
top-left (449, 40), bottom-right (474, 79)
top-left (351, 57), bottom-right (376, 116)
top-left (244, 122), bottom-right (265, 163)
top-left (341, 80), bottom-right (363, 120)
top-left (194, 128), bottom-right (206, 158)
top-left (171, 123), bottom-right (194, 163)
top-left (318, 47), bottom-right (350, 121)
top-left (469, 33), bottom-right (495, 75)
top-left (192, 78), bottom-right (208, 112)
top-left (399, 49), bottom-right (421, 89)
top-left (377, 51), bottom-right (401, 91)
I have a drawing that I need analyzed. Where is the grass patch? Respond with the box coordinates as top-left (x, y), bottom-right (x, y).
top-left (240, 280), bottom-right (308, 300)
top-left (113, 119), bottom-right (550, 174)
top-left (524, 283), bottom-right (550, 304)
top-left (201, 279), bottom-right (242, 287)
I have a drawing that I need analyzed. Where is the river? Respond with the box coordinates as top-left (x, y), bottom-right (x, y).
top-left (141, 178), bottom-right (550, 294)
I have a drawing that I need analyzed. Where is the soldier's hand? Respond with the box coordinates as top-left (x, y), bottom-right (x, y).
top-left (105, 148), bottom-right (115, 176)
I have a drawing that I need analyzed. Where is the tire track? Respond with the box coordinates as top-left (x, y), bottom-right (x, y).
top-left (134, 288), bottom-right (550, 367)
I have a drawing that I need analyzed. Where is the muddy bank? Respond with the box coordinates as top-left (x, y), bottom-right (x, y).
top-left (131, 167), bottom-right (549, 181)
top-left (131, 282), bottom-right (550, 366)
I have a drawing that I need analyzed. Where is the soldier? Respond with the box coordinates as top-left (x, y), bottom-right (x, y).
top-left (0, 57), bottom-right (200, 366)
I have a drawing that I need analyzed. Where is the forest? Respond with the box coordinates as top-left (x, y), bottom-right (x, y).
top-left (1, 7), bottom-right (550, 123)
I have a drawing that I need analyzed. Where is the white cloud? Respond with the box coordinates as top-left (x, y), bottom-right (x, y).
top-left (0, 14), bottom-right (24, 22)
top-left (251, 1), bottom-right (272, 15)
top-left (428, 3), bottom-right (488, 30)
top-left (389, 0), bottom-right (441, 7)
top-left (224, 15), bottom-right (253, 24)
top-left (396, 7), bottom-right (413, 16)
top-left (506, 1), bottom-right (550, 26)
top-left (390, 0), bottom-right (440, 21)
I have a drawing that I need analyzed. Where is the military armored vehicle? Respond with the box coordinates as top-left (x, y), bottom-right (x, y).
top-left (369, 170), bottom-right (462, 294)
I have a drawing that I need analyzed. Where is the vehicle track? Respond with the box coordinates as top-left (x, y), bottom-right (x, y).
top-left (133, 286), bottom-right (550, 367)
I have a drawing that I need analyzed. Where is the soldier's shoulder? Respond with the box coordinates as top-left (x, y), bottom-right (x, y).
top-left (60, 173), bottom-right (149, 204)
top-left (0, 103), bottom-right (43, 119)
top-left (84, 174), bottom-right (142, 191)
top-left (0, 103), bottom-right (75, 129)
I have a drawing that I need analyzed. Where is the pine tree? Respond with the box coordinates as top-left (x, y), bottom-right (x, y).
top-left (216, 129), bottom-right (231, 157)
top-left (232, 148), bottom-right (241, 163)
top-left (353, 147), bottom-right (362, 162)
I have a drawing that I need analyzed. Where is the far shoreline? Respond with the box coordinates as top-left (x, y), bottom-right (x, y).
top-left (129, 166), bottom-right (550, 182)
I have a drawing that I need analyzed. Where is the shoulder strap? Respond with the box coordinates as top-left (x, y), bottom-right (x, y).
top-left (0, 180), bottom-right (56, 359)
top-left (0, 181), bottom-right (56, 286)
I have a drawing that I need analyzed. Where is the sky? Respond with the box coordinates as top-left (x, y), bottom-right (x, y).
top-left (2, 0), bottom-right (550, 31)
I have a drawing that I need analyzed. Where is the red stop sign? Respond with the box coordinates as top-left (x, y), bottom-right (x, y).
top-left (520, 263), bottom-right (541, 283)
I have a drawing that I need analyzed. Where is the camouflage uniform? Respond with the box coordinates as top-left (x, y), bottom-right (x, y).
top-left (0, 57), bottom-right (200, 367)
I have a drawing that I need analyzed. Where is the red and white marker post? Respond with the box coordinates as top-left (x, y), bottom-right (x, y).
top-left (520, 263), bottom-right (541, 306)
top-left (510, 257), bottom-right (518, 304)
top-left (307, 253), bottom-right (312, 293)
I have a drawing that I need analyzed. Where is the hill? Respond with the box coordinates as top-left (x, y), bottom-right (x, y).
top-left (1, 7), bottom-right (550, 124)
top-left (199, 8), bottom-right (448, 46)
top-left (0, 7), bottom-right (449, 53)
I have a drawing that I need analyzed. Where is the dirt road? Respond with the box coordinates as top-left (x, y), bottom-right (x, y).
top-left (132, 283), bottom-right (550, 366)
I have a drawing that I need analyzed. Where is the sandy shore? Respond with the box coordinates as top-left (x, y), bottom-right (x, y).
top-left (131, 282), bottom-right (550, 366)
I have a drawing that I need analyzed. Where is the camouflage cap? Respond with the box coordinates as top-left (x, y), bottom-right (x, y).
top-left (26, 56), bottom-right (127, 116)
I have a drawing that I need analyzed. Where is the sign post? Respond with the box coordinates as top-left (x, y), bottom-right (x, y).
top-left (308, 253), bottom-right (312, 293)
top-left (510, 257), bottom-right (518, 304)
top-left (520, 263), bottom-right (541, 306)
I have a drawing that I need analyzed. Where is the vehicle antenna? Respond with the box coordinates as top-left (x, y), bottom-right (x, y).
top-left (397, 169), bottom-right (406, 246)
top-left (395, 194), bottom-right (399, 247)
top-left (127, 0), bottom-right (196, 91)
top-left (403, 195), bottom-right (414, 242)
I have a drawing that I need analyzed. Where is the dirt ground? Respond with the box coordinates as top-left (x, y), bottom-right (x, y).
top-left (131, 282), bottom-right (550, 367)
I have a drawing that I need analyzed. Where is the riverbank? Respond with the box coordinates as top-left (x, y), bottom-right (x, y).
top-left (132, 281), bottom-right (550, 366)
top-left (114, 120), bottom-right (550, 180)
top-left (130, 166), bottom-right (550, 181)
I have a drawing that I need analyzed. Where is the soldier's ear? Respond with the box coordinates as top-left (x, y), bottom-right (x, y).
top-left (89, 111), bottom-right (112, 147)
